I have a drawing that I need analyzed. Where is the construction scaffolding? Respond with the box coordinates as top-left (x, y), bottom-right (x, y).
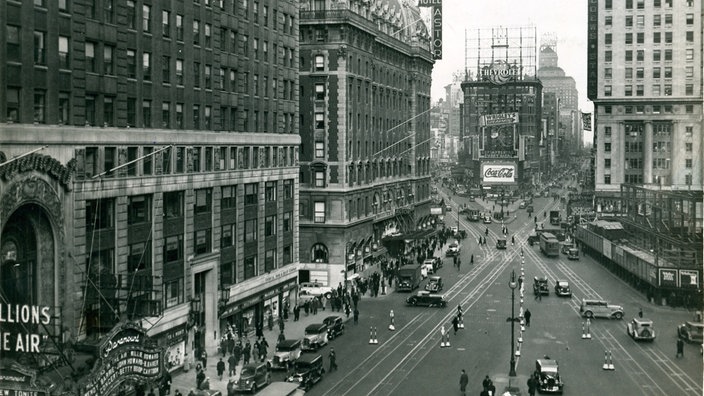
top-left (464, 26), bottom-right (537, 82)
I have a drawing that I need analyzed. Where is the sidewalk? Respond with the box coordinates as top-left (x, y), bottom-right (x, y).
top-left (170, 262), bottom-right (395, 395)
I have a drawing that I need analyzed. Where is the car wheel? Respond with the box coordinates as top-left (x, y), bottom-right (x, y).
top-left (613, 312), bottom-right (623, 320)
top-left (324, 292), bottom-right (332, 299)
top-left (641, 329), bottom-right (652, 338)
top-left (252, 383), bottom-right (257, 393)
top-left (585, 311), bottom-right (594, 319)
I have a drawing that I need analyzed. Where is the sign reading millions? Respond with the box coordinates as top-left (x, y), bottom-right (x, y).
top-left (0, 304), bottom-right (51, 353)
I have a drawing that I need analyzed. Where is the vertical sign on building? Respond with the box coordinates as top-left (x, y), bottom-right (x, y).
top-left (418, 0), bottom-right (442, 60)
top-left (587, 0), bottom-right (598, 100)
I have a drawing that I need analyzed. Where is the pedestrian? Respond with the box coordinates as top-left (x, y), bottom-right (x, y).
top-left (216, 358), bottom-right (226, 380)
top-left (243, 340), bottom-right (251, 364)
top-left (353, 307), bottom-right (359, 324)
top-left (196, 370), bottom-right (205, 389)
top-left (638, 307), bottom-right (643, 318)
top-left (252, 339), bottom-right (260, 362)
top-left (527, 376), bottom-right (537, 396)
top-left (511, 235), bottom-right (515, 245)
top-left (452, 315), bottom-right (459, 335)
top-left (258, 337), bottom-right (269, 362)
top-left (329, 347), bottom-right (338, 371)
top-left (676, 338), bottom-right (684, 358)
top-left (482, 375), bottom-right (491, 390)
top-left (485, 227), bottom-right (489, 236)
top-left (228, 353), bottom-right (237, 377)
top-left (525, 309), bottom-right (531, 327)
top-left (201, 349), bottom-right (208, 368)
top-left (459, 369), bottom-right (469, 396)
top-left (470, 254), bottom-right (474, 264)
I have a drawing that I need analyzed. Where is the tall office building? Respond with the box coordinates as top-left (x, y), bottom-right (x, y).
top-left (587, 0), bottom-right (703, 211)
top-left (0, 0), bottom-right (299, 392)
top-left (297, 0), bottom-right (434, 287)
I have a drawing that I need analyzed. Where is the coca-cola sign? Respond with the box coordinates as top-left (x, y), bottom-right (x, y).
top-left (482, 164), bottom-right (516, 183)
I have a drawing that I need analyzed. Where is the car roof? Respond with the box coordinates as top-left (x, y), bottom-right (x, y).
top-left (296, 354), bottom-right (322, 364)
top-left (429, 276), bottom-right (442, 281)
top-left (536, 359), bottom-right (559, 370)
top-left (323, 315), bottom-right (342, 322)
top-left (423, 259), bottom-right (435, 263)
top-left (684, 321), bottom-right (704, 328)
top-left (242, 362), bottom-right (268, 370)
top-left (535, 276), bottom-right (548, 281)
top-left (277, 339), bottom-right (301, 348)
top-left (556, 280), bottom-right (569, 285)
top-left (305, 323), bottom-right (327, 331)
top-left (632, 318), bottom-right (653, 324)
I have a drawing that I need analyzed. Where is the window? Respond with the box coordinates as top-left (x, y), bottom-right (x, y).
top-left (653, 67), bottom-right (661, 79)
top-left (244, 255), bottom-right (257, 280)
top-left (205, 23), bottom-right (211, 47)
top-left (604, 51), bottom-right (612, 62)
top-left (314, 55), bottom-right (324, 71)
top-left (283, 245), bottom-right (292, 265)
top-left (33, 90), bottom-right (46, 124)
top-left (162, 101), bottom-right (170, 128)
top-left (654, 32), bottom-right (661, 43)
top-left (604, 143), bottom-right (611, 153)
top-left (605, 16), bottom-right (612, 26)
top-left (58, 36), bottom-right (70, 69)
top-left (86, 199), bottom-right (114, 230)
top-left (314, 202), bottom-right (325, 223)
top-left (86, 0), bottom-right (95, 18)
top-left (163, 191), bottom-right (184, 218)
top-left (626, 0), bottom-right (632, 8)
top-left (653, 50), bottom-right (661, 62)
top-left (605, 33), bottom-right (612, 45)
top-left (126, 49), bottom-right (136, 78)
top-left (686, 31), bottom-right (694, 43)
top-left (636, 50), bottom-right (643, 61)
top-left (163, 235), bottom-right (183, 263)
top-left (264, 249), bottom-right (276, 272)
top-left (636, 85), bottom-right (643, 96)
top-left (194, 62), bottom-right (200, 88)
top-left (315, 170), bottom-right (325, 187)
top-left (104, 0), bottom-right (114, 23)
top-left (687, 14), bottom-right (694, 25)
top-left (176, 59), bottom-right (183, 85)
top-left (686, 143), bottom-right (693, 152)
top-left (176, 14), bottom-right (184, 40)
top-left (6, 25), bottom-right (20, 63)
top-left (104, 45), bottom-right (114, 75)
top-left (85, 42), bottom-right (96, 72)
top-left (244, 219), bottom-right (257, 242)
top-left (128, 195), bottom-right (151, 224)
top-left (685, 67), bottom-right (694, 78)
top-left (604, 68), bottom-right (612, 79)
top-left (194, 189), bottom-right (212, 213)
top-left (143, 147), bottom-right (153, 174)
top-left (665, 32), bottom-right (672, 43)
top-left (604, 126), bottom-right (612, 137)
top-left (685, 159), bottom-right (693, 169)
top-left (636, 32), bottom-right (643, 44)
top-left (143, 52), bottom-right (151, 81)
top-left (85, 95), bottom-right (96, 126)
top-left (686, 105), bottom-right (693, 114)
top-left (605, 0), bottom-right (612, 8)
top-left (104, 97), bottom-right (114, 126)
top-left (625, 50), bottom-right (632, 62)
top-left (686, 49), bottom-right (694, 60)
top-left (315, 141), bottom-right (324, 158)
top-left (205, 106), bottom-right (211, 129)
top-left (636, 67), bottom-right (643, 79)
top-left (664, 67), bottom-right (672, 78)
top-left (625, 33), bottom-right (632, 45)
top-left (604, 159), bottom-right (611, 169)
top-left (685, 84), bottom-right (693, 95)
top-left (142, 100), bottom-right (152, 128)
top-left (686, 127), bottom-right (693, 137)
top-left (244, 183), bottom-right (258, 205)
top-left (625, 15), bottom-right (633, 27)
top-left (127, 0), bottom-right (136, 28)
top-left (193, 19), bottom-right (200, 45)
top-left (315, 113), bottom-right (324, 129)
top-left (665, 14), bottom-right (672, 25)
top-left (604, 85), bottom-right (612, 96)
top-left (164, 278), bottom-right (184, 309)
top-left (264, 215), bottom-right (276, 237)
top-left (604, 175), bottom-right (611, 185)
top-left (253, 74), bottom-right (259, 95)
top-left (128, 241), bottom-right (150, 272)
top-left (220, 224), bottom-right (234, 249)
top-left (194, 229), bottom-right (211, 254)
top-left (283, 211), bottom-right (291, 232)
top-left (34, 31), bottom-right (46, 65)
top-left (221, 186), bottom-right (236, 209)
top-left (265, 181), bottom-right (277, 201)
top-left (625, 68), bottom-right (633, 79)
top-left (142, 4), bottom-right (151, 32)
top-left (205, 64), bottom-right (212, 89)
top-left (59, 92), bottom-right (70, 125)
top-left (284, 179), bottom-right (293, 199)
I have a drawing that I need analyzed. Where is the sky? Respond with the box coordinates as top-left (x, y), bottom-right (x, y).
top-left (423, 0), bottom-right (594, 113)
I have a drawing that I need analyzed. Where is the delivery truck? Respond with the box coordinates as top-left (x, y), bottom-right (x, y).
top-left (397, 264), bottom-right (422, 292)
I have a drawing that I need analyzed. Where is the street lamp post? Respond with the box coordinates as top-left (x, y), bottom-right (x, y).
top-left (507, 269), bottom-right (518, 377)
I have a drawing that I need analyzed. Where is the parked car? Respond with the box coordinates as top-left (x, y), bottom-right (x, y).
top-left (406, 291), bottom-right (447, 307)
top-left (425, 276), bottom-right (444, 292)
top-left (299, 282), bottom-right (334, 299)
top-left (533, 277), bottom-right (549, 296)
top-left (287, 353), bottom-right (325, 391)
top-left (627, 317), bottom-right (656, 341)
top-left (450, 226), bottom-right (459, 234)
top-left (422, 259), bottom-right (436, 275)
top-left (519, 201), bottom-right (527, 209)
top-left (323, 315), bottom-right (345, 340)
top-left (554, 280), bottom-right (572, 297)
top-left (535, 358), bottom-right (564, 394)
top-left (445, 205), bottom-right (452, 212)
top-left (580, 299), bottom-right (624, 320)
top-left (301, 323), bottom-right (329, 351)
top-left (677, 320), bottom-right (704, 344)
top-left (566, 248), bottom-right (579, 260)
top-left (446, 242), bottom-right (460, 257)
top-left (233, 362), bottom-right (271, 393)
top-left (267, 339), bottom-right (302, 370)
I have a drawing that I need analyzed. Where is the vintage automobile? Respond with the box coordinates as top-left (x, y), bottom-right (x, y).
top-left (677, 320), bottom-right (704, 344)
top-left (406, 290), bottom-right (447, 307)
top-left (580, 299), bottom-right (624, 320)
top-left (554, 280), bottom-right (572, 297)
top-left (422, 259), bottom-right (436, 275)
top-left (445, 205), bottom-right (452, 212)
top-left (425, 276), bottom-right (444, 292)
top-left (627, 317), bottom-right (656, 341)
top-left (535, 358), bottom-right (564, 394)
top-left (450, 225), bottom-right (459, 234)
top-left (496, 237), bottom-right (507, 250)
top-left (566, 248), bottom-right (579, 260)
top-left (483, 216), bottom-right (493, 224)
top-left (267, 339), bottom-right (302, 370)
top-left (446, 242), bottom-right (460, 257)
top-left (298, 282), bottom-right (334, 299)
top-left (301, 323), bottom-right (329, 351)
top-left (533, 277), bottom-right (549, 296)
top-left (287, 353), bottom-right (325, 391)
top-left (519, 201), bottom-right (527, 209)
top-left (256, 382), bottom-right (305, 396)
top-left (323, 315), bottom-right (345, 340)
top-left (233, 362), bottom-right (271, 393)
top-left (560, 241), bottom-right (575, 255)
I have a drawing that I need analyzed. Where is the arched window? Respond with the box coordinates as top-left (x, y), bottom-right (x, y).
top-left (311, 243), bottom-right (329, 263)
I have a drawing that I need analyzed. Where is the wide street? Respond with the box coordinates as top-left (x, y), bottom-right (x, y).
top-left (280, 185), bottom-right (703, 396)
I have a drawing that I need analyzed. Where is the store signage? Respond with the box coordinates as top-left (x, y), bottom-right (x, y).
top-left (679, 270), bottom-right (699, 288)
top-left (480, 113), bottom-right (519, 127)
top-left (481, 164), bottom-right (516, 183)
top-left (418, 0), bottom-right (442, 60)
top-left (480, 61), bottom-right (520, 85)
top-left (0, 305), bottom-right (51, 353)
top-left (0, 367), bottom-right (47, 396)
top-left (482, 150), bottom-right (517, 158)
top-left (659, 268), bottom-right (678, 288)
top-left (587, 0), bottom-right (599, 100)
top-left (430, 207), bottom-right (442, 215)
top-left (79, 322), bottom-right (163, 396)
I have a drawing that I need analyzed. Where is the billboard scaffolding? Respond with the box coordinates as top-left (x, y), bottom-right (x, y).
top-left (464, 26), bottom-right (537, 83)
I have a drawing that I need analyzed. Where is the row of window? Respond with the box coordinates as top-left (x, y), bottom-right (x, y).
top-left (78, 144), bottom-right (298, 179)
top-left (604, 0), bottom-right (691, 10)
top-left (604, 30), bottom-right (695, 45)
top-left (601, 104), bottom-right (697, 115)
top-left (604, 66), bottom-right (696, 80)
top-left (603, 83), bottom-right (696, 97)
top-left (603, 48), bottom-right (695, 63)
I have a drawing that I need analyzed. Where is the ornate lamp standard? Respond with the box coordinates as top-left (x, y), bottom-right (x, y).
top-left (507, 269), bottom-right (519, 377)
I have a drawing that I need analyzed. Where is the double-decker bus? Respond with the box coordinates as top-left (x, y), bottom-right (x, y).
top-left (539, 232), bottom-right (560, 257)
